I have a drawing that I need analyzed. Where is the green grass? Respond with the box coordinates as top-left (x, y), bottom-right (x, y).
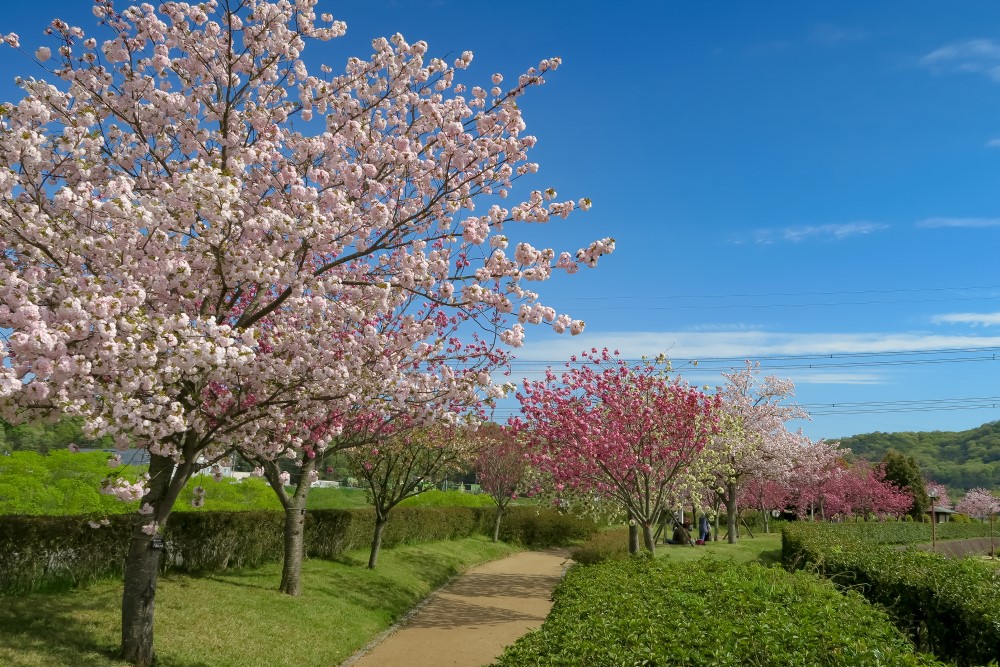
top-left (571, 527), bottom-right (783, 567)
top-left (0, 536), bottom-right (520, 666)
top-left (660, 531), bottom-right (783, 566)
top-left (305, 486), bottom-right (371, 509)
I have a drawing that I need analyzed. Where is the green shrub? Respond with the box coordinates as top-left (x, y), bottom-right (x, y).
top-left (494, 557), bottom-right (944, 666)
top-left (0, 506), bottom-right (597, 593)
top-left (783, 522), bottom-right (1000, 666)
top-left (569, 528), bottom-right (630, 565)
top-left (497, 506), bottom-right (598, 547)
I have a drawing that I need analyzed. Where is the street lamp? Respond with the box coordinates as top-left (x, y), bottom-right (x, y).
top-left (928, 488), bottom-right (939, 551)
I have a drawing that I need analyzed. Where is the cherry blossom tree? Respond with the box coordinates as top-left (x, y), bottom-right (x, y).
top-left (713, 362), bottom-right (807, 543)
top-left (239, 406), bottom-right (385, 596)
top-left (0, 2), bottom-right (612, 663)
top-left (346, 422), bottom-right (473, 569)
top-left (474, 423), bottom-right (528, 542)
top-left (925, 481), bottom-right (953, 510)
top-left (836, 460), bottom-right (912, 519)
top-left (743, 477), bottom-right (791, 532)
top-left (956, 487), bottom-right (1000, 557)
top-left (514, 349), bottom-right (722, 553)
top-left (785, 439), bottom-right (847, 520)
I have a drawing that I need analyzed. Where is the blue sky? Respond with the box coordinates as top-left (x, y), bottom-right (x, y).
top-left (6, 2), bottom-right (1000, 441)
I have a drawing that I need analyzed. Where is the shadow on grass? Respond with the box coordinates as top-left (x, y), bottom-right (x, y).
top-left (0, 585), bottom-right (222, 667)
top-left (757, 547), bottom-right (783, 567)
top-left (0, 588), bottom-right (126, 667)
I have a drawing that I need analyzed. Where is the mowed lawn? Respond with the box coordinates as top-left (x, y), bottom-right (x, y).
top-left (0, 537), bottom-right (519, 667)
top-left (660, 531), bottom-right (784, 566)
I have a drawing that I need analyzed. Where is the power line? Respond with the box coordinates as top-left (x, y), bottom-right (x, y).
top-left (556, 284), bottom-right (1000, 301)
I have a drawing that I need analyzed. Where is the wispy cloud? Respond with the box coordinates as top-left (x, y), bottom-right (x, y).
top-left (920, 39), bottom-right (1000, 81)
top-left (986, 139), bottom-right (1000, 149)
top-left (512, 330), bottom-right (1000, 363)
top-left (790, 372), bottom-right (885, 385)
top-left (732, 222), bottom-right (888, 245)
top-left (809, 24), bottom-right (868, 47)
top-left (932, 312), bottom-right (1000, 326)
top-left (917, 217), bottom-right (1000, 228)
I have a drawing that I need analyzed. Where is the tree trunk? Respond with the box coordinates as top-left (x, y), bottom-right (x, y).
top-left (991, 514), bottom-right (996, 559)
top-left (761, 494), bottom-right (770, 534)
top-left (712, 497), bottom-right (721, 542)
top-left (727, 481), bottom-right (738, 544)
top-left (121, 452), bottom-right (183, 666)
top-left (279, 501), bottom-right (307, 596)
top-left (368, 516), bottom-right (387, 569)
top-left (492, 506), bottom-right (504, 543)
top-left (641, 522), bottom-right (656, 553)
top-left (120, 524), bottom-right (164, 666)
top-left (628, 518), bottom-right (640, 554)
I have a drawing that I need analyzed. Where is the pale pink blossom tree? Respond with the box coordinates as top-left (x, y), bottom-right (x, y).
top-left (925, 481), bottom-right (953, 510)
top-left (956, 487), bottom-right (1000, 557)
top-left (0, 2), bottom-right (612, 663)
top-left (713, 362), bottom-right (808, 542)
top-left (514, 349), bottom-right (722, 553)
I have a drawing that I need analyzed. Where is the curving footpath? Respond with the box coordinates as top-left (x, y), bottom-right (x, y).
top-left (343, 547), bottom-right (571, 667)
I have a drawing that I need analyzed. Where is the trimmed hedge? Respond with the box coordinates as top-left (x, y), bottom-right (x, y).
top-left (0, 506), bottom-right (597, 594)
top-left (781, 520), bottom-right (993, 546)
top-left (493, 556), bottom-right (944, 666)
top-left (783, 523), bottom-right (1000, 667)
top-left (568, 527), bottom-right (630, 565)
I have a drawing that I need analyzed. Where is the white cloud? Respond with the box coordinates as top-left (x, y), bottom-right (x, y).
top-left (986, 139), bottom-right (1000, 148)
top-left (512, 330), bottom-right (1000, 362)
top-left (790, 372), bottom-right (885, 385)
top-left (917, 217), bottom-right (1000, 228)
top-left (921, 39), bottom-right (1000, 81)
top-left (932, 312), bottom-right (1000, 326)
top-left (732, 222), bottom-right (888, 245)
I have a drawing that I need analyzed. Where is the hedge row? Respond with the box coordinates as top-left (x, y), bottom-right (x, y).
top-left (782, 523), bottom-right (1000, 667)
top-left (788, 520), bottom-right (993, 545)
top-left (493, 556), bottom-right (944, 666)
top-left (0, 506), bottom-right (596, 594)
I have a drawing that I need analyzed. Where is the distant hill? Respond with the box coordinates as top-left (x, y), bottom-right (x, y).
top-left (836, 421), bottom-right (1000, 493)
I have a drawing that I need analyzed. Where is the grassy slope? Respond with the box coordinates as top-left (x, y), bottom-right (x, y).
top-left (0, 536), bottom-right (519, 666)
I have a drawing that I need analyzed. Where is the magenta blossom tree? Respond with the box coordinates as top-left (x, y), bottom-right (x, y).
top-left (346, 421), bottom-right (474, 569)
top-left (514, 349), bottom-right (722, 553)
top-left (474, 423), bottom-right (528, 542)
top-left (0, 2), bottom-right (613, 663)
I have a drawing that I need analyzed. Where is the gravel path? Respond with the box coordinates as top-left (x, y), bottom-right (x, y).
top-left (343, 548), bottom-right (571, 667)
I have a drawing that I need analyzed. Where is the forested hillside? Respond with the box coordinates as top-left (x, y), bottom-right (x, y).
top-left (838, 421), bottom-right (1000, 492)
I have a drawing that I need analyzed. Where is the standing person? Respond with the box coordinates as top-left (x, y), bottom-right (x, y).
top-left (699, 513), bottom-right (711, 543)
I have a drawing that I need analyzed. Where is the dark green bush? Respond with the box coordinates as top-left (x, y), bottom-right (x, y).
top-left (0, 506), bottom-right (596, 593)
top-left (783, 523), bottom-right (1000, 666)
top-left (496, 506), bottom-right (597, 546)
top-left (494, 557), bottom-right (944, 666)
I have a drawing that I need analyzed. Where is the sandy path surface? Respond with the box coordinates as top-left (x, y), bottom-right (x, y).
top-left (344, 548), bottom-right (570, 667)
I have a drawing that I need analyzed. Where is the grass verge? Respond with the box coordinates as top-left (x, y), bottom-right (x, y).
top-left (571, 527), bottom-right (782, 567)
top-left (0, 536), bottom-right (520, 666)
